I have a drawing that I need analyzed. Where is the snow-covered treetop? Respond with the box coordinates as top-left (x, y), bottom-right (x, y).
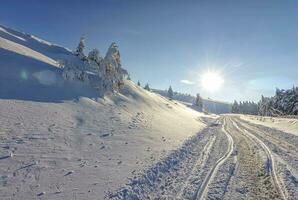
top-left (76, 36), bottom-right (86, 59)
top-left (104, 42), bottom-right (121, 69)
top-left (88, 48), bottom-right (102, 64)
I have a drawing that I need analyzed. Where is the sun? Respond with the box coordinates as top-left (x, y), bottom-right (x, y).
top-left (201, 71), bottom-right (224, 92)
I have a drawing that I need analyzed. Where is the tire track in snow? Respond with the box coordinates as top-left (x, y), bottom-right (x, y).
top-left (176, 136), bottom-right (216, 199)
top-left (231, 118), bottom-right (288, 200)
top-left (234, 118), bottom-right (298, 155)
top-left (233, 118), bottom-right (297, 199)
top-left (196, 118), bottom-right (234, 200)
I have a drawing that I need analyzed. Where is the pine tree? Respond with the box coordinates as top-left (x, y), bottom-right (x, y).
top-left (195, 93), bottom-right (203, 111)
top-left (231, 100), bottom-right (258, 114)
top-left (144, 83), bottom-right (150, 91)
top-left (137, 81), bottom-right (141, 86)
top-left (231, 100), bottom-right (239, 113)
top-left (167, 86), bottom-right (174, 99)
top-left (76, 36), bottom-right (86, 59)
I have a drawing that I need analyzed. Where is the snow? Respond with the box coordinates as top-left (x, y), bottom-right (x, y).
top-left (239, 115), bottom-right (298, 136)
top-left (0, 25), bottom-right (209, 199)
top-left (0, 27), bottom-right (26, 42)
top-left (152, 88), bottom-right (232, 114)
top-left (0, 89), bottom-right (207, 199)
top-left (3, 23), bottom-right (295, 200)
top-left (30, 35), bottom-right (53, 46)
top-left (0, 36), bottom-right (58, 67)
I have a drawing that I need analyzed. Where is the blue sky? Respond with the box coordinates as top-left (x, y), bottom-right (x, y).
top-left (1, 0), bottom-right (298, 102)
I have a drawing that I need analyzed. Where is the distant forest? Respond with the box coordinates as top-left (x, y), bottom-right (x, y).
top-left (152, 89), bottom-right (231, 114)
top-left (232, 86), bottom-right (298, 116)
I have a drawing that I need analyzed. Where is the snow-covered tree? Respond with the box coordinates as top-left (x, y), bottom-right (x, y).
top-left (104, 42), bottom-right (121, 70)
top-left (144, 83), bottom-right (150, 91)
top-left (64, 40), bottom-right (129, 96)
top-left (137, 81), bottom-right (141, 86)
top-left (195, 93), bottom-right (203, 111)
top-left (62, 60), bottom-right (89, 83)
top-left (88, 48), bottom-right (102, 64)
top-left (167, 86), bottom-right (174, 99)
top-left (75, 36), bottom-right (86, 59)
top-left (258, 86), bottom-right (298, 116)
top-left (101, 42), bottom-right (127, 93)
top-left (231, 100), bottom-right (239, 113)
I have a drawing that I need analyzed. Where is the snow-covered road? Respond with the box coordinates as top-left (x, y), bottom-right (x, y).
top-left (110, 115), bottom-right (298, 200)
top-left (231, 118), bottom-right (287, 200)
top-left (196, 118), bottom-right (234, 200)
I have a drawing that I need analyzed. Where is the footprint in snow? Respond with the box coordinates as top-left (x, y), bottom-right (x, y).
top-left (0, 150), bottom-right (13, 160)
top-left (64, 171), bottom-right (74, 176)
top-left (37, 192), bottom-right (45, 196)
top-left (100, 133), bottom-right (110, 138)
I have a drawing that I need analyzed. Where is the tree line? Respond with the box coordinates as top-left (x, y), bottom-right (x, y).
top-left (231, 86), bottom-right (298, 116)
top-left (231, 101), bottom-right (258, 115)
top-left (258, 87), bottom-right (298, 116)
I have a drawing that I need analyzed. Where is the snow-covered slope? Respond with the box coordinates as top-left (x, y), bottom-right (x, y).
top-left (0, 25), bottom-right (96, 102)
top-left (0, 25), bottom-right (208, 199)
top-left (152, 89), bottom-right (232, 114)
top-left (239, 114), bottom-right (298, 136)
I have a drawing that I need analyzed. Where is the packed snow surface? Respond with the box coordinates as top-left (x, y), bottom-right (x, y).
top-left (0, 25), bottom-right (208, 199)
top-left (239, 115), bottom-right (298, 136)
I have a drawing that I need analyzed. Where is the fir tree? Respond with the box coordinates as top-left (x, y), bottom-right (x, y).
top-left (76, 36), bottom-right (86, 59)
top-left (231, 100), bottom-right (258, 115)
top-left (167, 86), bottom-right (174, 99)
top-left (144, 83), bottom-right (150, 91)
top-left (258, 86), bottom-right (298, 116)
top-left (231, 100), bottom-right (239, 113)
top-left (195, 93), bottom-right (203, 111)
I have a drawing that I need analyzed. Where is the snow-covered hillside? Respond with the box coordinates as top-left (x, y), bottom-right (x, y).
top-left (152, 89), bottom-right (232, 114)
top-left (0, 25), bottom-right (209, 199)
top-left (0, 25), bottom-right (98, 102)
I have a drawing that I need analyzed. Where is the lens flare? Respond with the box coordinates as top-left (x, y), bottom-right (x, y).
top-left (20, 70), bottom-right (28, 80)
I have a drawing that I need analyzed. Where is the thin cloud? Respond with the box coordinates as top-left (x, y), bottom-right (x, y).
top-left (180, 80), bottom-right (195, 85)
